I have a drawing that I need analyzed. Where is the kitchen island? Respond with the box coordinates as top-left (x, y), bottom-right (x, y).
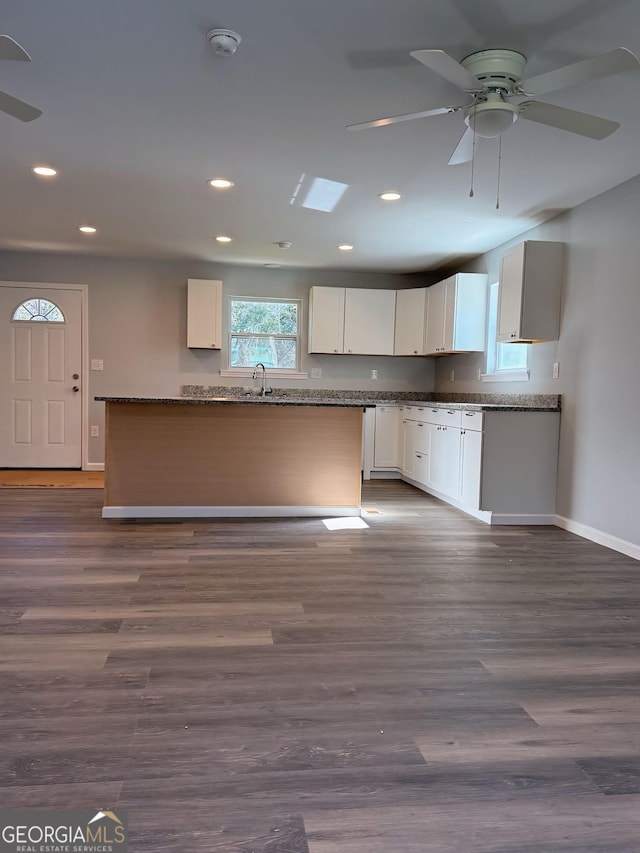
top-left (96, 396), bottom-right (366, 519)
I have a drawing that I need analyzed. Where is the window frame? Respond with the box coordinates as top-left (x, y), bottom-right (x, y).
top-left (223, 295), bottom-right (306, 377)
top-left (482, 281), bottom-right (530, 382)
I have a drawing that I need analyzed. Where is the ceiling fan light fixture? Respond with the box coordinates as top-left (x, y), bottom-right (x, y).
top-left (465, 101), bottom-right (519, 138)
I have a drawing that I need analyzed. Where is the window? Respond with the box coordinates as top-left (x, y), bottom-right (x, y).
top-left (228, 297), bottom-right (301, 371)
top-left (484, 282), bottom-right (529, 380)
top-left (12, 298), bottom-right (65, 323)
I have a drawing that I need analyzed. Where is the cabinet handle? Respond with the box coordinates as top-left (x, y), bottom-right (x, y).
top-left (334, 349), bottom-right (338, 353)
top-left (413, 350), bottom-right (418, 354)
top-left (464, 412), bottom-right (475, 417)
top-left (447, 410), bottom-right (455, 414)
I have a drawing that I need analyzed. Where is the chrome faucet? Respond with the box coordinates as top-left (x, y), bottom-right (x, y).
top-left (252, 362), bottom-right (271, 396)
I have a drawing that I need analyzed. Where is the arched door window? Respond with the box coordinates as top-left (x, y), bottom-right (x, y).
top-left (12, 298), bottom-right (65, 323)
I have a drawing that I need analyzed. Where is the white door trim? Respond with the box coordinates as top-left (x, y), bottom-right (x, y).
top-left (0, 280), bottom-right (90, 470)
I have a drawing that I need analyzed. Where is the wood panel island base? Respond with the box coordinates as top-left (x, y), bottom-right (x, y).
top-left (98, 398), bottom-right (365, 519)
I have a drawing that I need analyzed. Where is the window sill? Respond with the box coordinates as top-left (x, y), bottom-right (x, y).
top-left (220, 369), bottom-right (309, 379)
top-left (481, 370), bottom-right (530, 383)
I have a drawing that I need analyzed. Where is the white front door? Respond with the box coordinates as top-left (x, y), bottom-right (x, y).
top-left (0, 284), bottom-right (83, 468)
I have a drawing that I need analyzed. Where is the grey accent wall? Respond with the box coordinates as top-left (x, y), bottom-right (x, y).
top-left (432, 174), bottom-right (640, 548)
top-left (0, 254), bottom-right (435, 465)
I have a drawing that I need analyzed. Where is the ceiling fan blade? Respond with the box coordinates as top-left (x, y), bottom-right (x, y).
top-left (0, 90), bottom-right (42, 122)
top-left (347, 104), bottom-right (464, 131)
top-left (410, 50), bottom-right (484, 93)
top-left (0, 35), bottom-right (31, 61)
top-left (518, 100), bottom-right (619, 139)
top-left (520, 47), bottom-right (640, 96)
top-left (448, 127), bottom-right (474, 165)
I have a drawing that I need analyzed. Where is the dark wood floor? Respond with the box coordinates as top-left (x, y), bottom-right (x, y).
top-left (1, 481), bottom-right (640, 852)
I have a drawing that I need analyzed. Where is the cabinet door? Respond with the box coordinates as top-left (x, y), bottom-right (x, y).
top-left (428, 423), bottom-right (446, 490)
top-left (442, 426), bottom-right (462, 499)
top-left (187, 279), bottom-right (222, 349)
top-left (394, 288), bottom-right (427, 355)
top-left (308, 287), bottom-right (345, 353)
top-left (374, 407), bottom-right (401, 468)
top-left (402, 420), bottom-right (417, 478)
top-left (441, 278), bottom-right (456, 353)
top-left (497, 243), bottom-right (525, 342)
top-left (344, 289), bottom-right (396, 355)
top-left (425, 283), bottom-right (445, 354)
top-left (459, 428), bottom-right (483, 509)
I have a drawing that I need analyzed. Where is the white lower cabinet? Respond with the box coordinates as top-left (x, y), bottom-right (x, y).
top-left (373, 406), bottom-right (402, 468)
top-left (399, 406), bottom-right (560, 524)
top-left (401, 419), bottom-right (418, 479)
top-left (459, 422), bottom-right (483, 510)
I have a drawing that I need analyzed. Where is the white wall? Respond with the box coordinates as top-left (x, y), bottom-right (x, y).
top-left (0, 253), bottom-right (435, 465)
top-left (432, 174), bottom-right (640, 552)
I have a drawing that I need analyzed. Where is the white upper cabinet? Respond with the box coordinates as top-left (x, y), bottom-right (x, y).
top-left (344, 288), bottom-right (396, 355)
top-left (497, 241), bottom-right (564, 343)
top-left (308, 286), bottom-right (345, 353)
top-left (187, 279), bottom-right (222, 349)
top-left (394, 288), bottom-right (427, 355)
top-left (425, 273), bottom-right (488, 355)
top-left (308, 286), bottom-right (396, 355)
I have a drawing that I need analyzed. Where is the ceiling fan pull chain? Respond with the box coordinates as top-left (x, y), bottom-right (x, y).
top-left (469, 105), bottom-right (477, 198)
top-left (496, 134), bottom-right (503, 210)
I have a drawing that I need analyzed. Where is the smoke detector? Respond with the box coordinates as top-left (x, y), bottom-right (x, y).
top-left (207, 28), bottom-right (241, 56)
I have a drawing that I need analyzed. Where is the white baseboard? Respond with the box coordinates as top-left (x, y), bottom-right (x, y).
top-left (102, 505), bottom-right (362, 519)
top-left (489, 513), bottom-right (557, 526)
top-left (84, 462), bottom-right (105, 471)
top-left (555, 515), bottom-right (640, 561)
top-left (369, 470), bottom-right (402, 480)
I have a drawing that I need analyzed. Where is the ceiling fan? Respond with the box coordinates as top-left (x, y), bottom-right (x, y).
top-left (0, 34), bottom-right (42, 122)
top-left (347, 47), bottom-right (640, 164)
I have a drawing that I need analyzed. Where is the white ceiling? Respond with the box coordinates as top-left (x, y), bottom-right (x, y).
top-left (1, 0), bottom-right (640, 273)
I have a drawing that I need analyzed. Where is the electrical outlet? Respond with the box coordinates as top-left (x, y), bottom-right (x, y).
top-left (370, 369), bottom-right (378, 380)
top-left (552, 362), bottom-right (560, 379)
top-left (311, 367), bottom-right (322, 379)
top-left (449, 369), bottom-right (455, 382)
top-left (90, 425), bottom-right (100, 437)
top-left (91, 359), bottom-right (104, 371)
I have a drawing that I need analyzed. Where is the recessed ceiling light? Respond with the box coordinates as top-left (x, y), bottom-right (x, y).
top-left (215, 235), bottom-right (232, 243)
top-left (78, 225), bottom-right (97, 234)
top-left (378, 191), bottom-right (401, 201)
top-left (31, 166), bottom-right (58, 177)
top-left (338, 244), bottom-right (354, 251)
top-left (207, 178), bottom-right (234, 189)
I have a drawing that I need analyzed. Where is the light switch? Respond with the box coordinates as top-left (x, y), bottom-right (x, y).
top-left (311, 367), bottom-right (322, 379)
top-left (91, 359), bottom-right (104, 371)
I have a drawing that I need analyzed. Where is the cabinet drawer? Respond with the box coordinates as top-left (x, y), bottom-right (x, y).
top-left (403, 406), bottom-right (428, 421)
top-left (414, 421), bottom-right (429, 453)
top-left (461, 410), bottom-right (484, 431)
top-left (426, 407), bottom-right (462, 427)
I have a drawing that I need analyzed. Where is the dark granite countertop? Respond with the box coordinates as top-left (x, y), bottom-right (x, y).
top-left (94, 395), bottom-right (372, 408)
top-left (96, 394), bottom-right (560, 412)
